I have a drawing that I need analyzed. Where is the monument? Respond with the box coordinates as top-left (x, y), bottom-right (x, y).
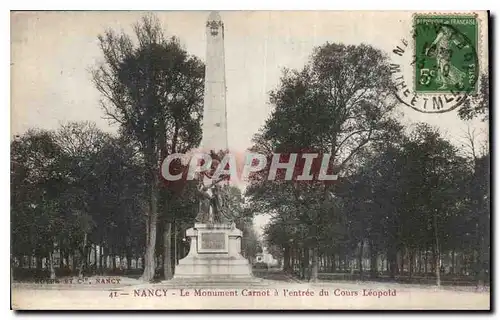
top-left (172, 11), bottom-right (253, 281)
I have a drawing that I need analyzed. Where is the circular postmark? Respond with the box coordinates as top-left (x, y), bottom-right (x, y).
top-left (391, 14), bottom-right (479, 113)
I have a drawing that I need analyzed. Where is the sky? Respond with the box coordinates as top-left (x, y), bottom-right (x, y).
top-left (10, 11), bottom-right (489, 236)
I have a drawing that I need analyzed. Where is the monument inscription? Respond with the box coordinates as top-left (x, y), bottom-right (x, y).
top-left (198, 232), bottom-right (228, 253)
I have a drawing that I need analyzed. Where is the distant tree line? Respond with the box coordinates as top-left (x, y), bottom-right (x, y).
top-left (10, 121), bottom-right (259, 280)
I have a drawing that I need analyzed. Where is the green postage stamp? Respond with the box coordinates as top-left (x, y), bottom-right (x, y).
top-left (413, 14), bottom-right (479, 94)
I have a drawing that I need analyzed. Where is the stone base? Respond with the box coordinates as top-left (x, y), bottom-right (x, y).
top-left (173, 223), bottom-right (253, 280)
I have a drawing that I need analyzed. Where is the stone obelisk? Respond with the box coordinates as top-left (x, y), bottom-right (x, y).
top-left (201, 11), bottom-right (229, 154)
top-left (172, 12), bottom-right (253, 282)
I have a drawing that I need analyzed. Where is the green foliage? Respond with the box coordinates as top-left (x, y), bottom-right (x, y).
top-left (91, 14), bottom-right (205, 280)
top-left (248, 42), bottom-right (400, 253)
top-left (91, 14), bottom-right (204, 163)
top-left (11, 129), bottom-right (65, 258)
top-left (247, 41), bottom-right (489, 281)
top-left (11, 122), bottom-right (148, 266)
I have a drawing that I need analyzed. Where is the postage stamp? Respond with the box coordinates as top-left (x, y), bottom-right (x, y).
top-left (413, 14), bottom-right (479, 94)
top-left (390, 12), bottom-right (483, 114)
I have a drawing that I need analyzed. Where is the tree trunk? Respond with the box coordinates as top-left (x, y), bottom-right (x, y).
top-left (299, 248), bottom-right (304, 279)
top-left (400, 249), bottom-right (405, 276)
top-left (37, 256), bottom-right (42, 270)
top-left (433, 212), bottom-right (441, 287)
top-left (174, 222), bottom-right (178, 267)
top-left (424, 250), bottom-right (428, 274)
top-left (59, 249), bottom-right (64, 269)
top-left (11, 256), bottom-right (14, 283)
top-left (99, 246), bottom-right (104, 275)
top-left (369, 240), bottom-right (378, 278)
top-left (388, 246), bottom-right (397, 279)
top-left (87, 246), bottom-right (92, 271)
top-left (358, 240), bottom-right (364, 278)
top-left (163, 222), bottom-right (173, 280)
top-left (292, 247), bottom-right (296, 272)
top-left (476, 223), bottom-right (486, 287)
top-left (451, 249), bottom-right (455, 275)
top-left (65, 252), bottom-right (70, 272)
top-left (417, 250), bottom-right (422, 274)
top-left (48, 251), bottom-right (56, 280)
top-left (104, 254), bottom-right (108, 271)
top-left (409, 249), bottom-right (414, 280)
top-left (79, 233), bottom-right (88, 278)
top-left (72, 254), bottom-right (77, 274)
top-left (93, 244), bottom-right (98, 274)
top-left (301, 248), bottom-right (309, 280)
top-left (350, 254), bottom-right (355, 275)
top-left (310, 248), bottom-right (318, 282)
top-left (283, 245), bottom-right (291, 272)
top-left (140, 169), bottom-right (159, 282)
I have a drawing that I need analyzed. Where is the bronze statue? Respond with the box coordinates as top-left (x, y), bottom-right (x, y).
top-left (194, 155), bottom-right (236, 224)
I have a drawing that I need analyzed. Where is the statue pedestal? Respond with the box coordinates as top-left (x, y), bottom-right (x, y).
top-left (173, 223), bottom-right (253, 280)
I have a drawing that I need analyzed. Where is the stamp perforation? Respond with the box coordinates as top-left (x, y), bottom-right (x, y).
top-left (412, 12), bottom-right (480, 95)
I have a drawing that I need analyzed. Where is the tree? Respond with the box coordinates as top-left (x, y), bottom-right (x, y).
top-left (247, 42), bottom-right (400, 282)
top-left (159, 180), bottom-right (198, 278)
top-left (469, 154), bottom-right (490, 286)
top-left (83, 132), bottom-right (146, 274)
top-left (404, 125), bottom-right (468, 286)
top-left (340, 123), bottom-right (473, 285)
top-left (11, 129), bottom-right (66, 279)
top-left (460, 126), bottom-right (490, 285)
top-left (11, 122), bottom-right (150, 279)
top-left (222, 187), bottom-right (260, 263)
top-left (456, 74), bottom-right (490, 283)
top-left (91, 15), bottom-right (204, 281)
top-left (54, 121), bottom-right (112, 276)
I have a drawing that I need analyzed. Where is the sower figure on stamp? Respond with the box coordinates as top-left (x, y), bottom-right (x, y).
top-left (425, 25), bottom-right (466, 90)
